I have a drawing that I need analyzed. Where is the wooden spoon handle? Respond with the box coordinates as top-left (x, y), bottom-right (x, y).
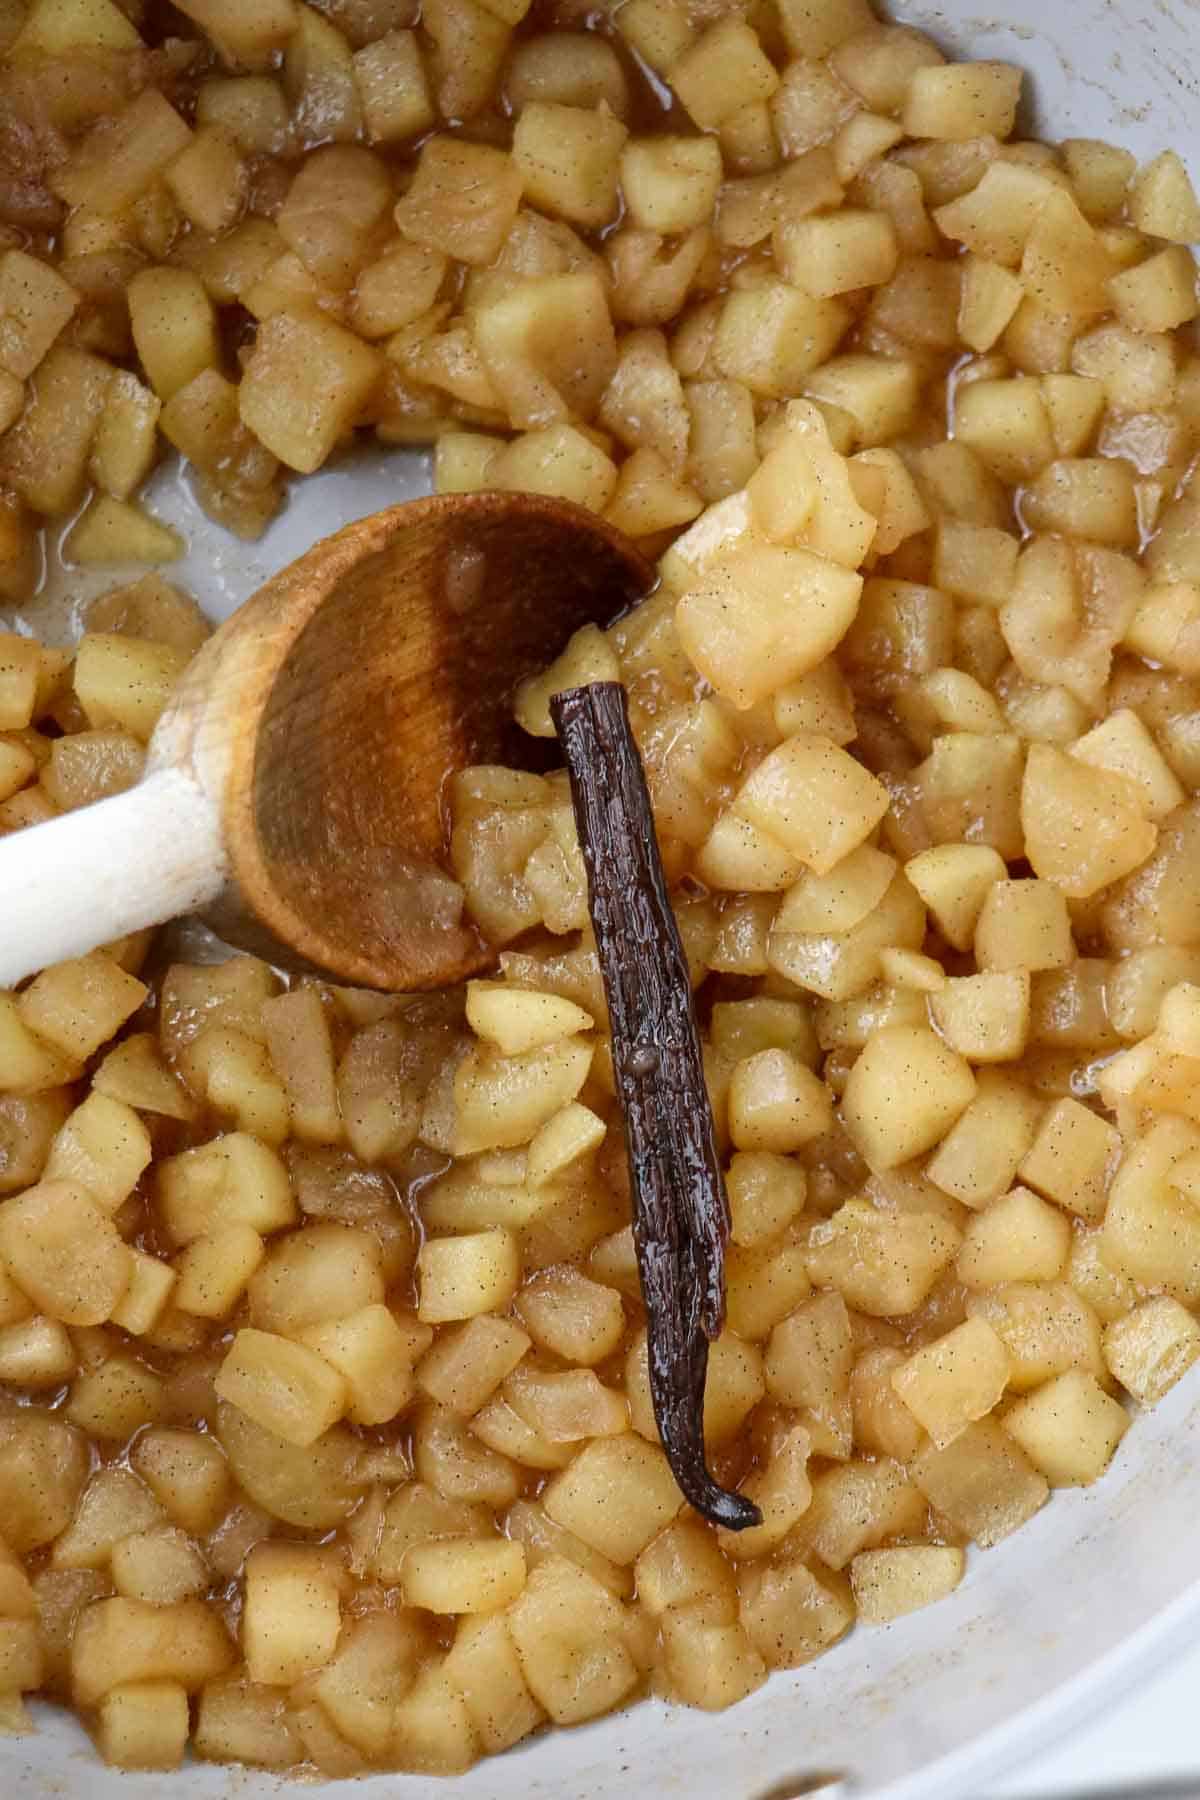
top-left (0, 767), bottom-right (227, 988)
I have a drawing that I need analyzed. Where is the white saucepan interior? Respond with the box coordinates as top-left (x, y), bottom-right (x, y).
top-left (7, 1), bottom-right (1200, 1794)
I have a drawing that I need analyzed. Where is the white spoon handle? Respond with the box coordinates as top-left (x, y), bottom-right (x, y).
top-left (0, 766), bottom-right (227, 989)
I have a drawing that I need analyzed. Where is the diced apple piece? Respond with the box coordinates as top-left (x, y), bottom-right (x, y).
top-left (1103, 1296), bottom-right (1200, 1405)
top-left (238, 308), bottom-right (382, 474)
top-left (850, 1545), bottom-right (965, 1624)
top-left (891, 1317), bottom-right (1011, 1448)
top-left (1004, 1370), bottom-right (1129, 1486)
top-left (1130, 151), bottom-right (1200, 244)
top-left (842, 1025), bottom-right (976, 1169)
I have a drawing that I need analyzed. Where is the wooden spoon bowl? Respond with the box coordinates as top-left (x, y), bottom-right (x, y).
top-left (0, 492), bottom-right (650, 992)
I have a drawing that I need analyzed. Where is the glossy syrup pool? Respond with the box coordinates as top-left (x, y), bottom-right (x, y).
top-left (3, 445), bottom-right (435, 647)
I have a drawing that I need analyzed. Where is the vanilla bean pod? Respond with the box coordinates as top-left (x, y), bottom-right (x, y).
top-left (551, 680), bottom-right (760, 1531)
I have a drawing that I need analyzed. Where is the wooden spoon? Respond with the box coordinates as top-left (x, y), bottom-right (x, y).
top-left (0, 492), bottom-right (650, 992)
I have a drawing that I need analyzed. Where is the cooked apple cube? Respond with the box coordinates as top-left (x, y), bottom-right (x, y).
top-left (0, 1315), bottom-right (76, 1388)
top-left (677, 546), bottom-right (861, 713)
top-left (66, 1355), bottom-right (167, 1440)
top-left (110, 1251), bottom-right (177, 1337)
top-left (515, 1265), bottom-right (623, 1364)
top-left (12, 0), bottom-right (143, 52)
top-left (248, 1222), bottom-right (384, 1335)
top-left (507, 1554), bottom-right (638, 1725)
top-left (417, 1230), bottom-right (521, 1324)
top-left (957, 1185), bottom-right (1071, 1288)
top-left (777, 210), bottom-right (898, 299)
top-left (713, 283), bottom-right (851, 400)
top-left (466, 983), bottom-right (593, 1057)
top-left (0, 1179), bottom-right (130, 1326)
top-left (131, 1430), bottom-right (230, 1536)
top-left (1130, 150), bottom-right (1200, 244)
top-left (928, 970), bottom-right (1031, 1063)
top-left (543, 1435), bottom-right (681, 1563)
top-left (712, 1424), bottom-right (812, 1563)
top-left (842, 1025), bottom-right (976, 1170)
top-left (44, 1091), bottom-right (152, 1212)
top-left (1103, 1295), bottom-right (1200, 1405)
top-left (238, 308), bottom-right (382, 474)
top-left (670, 19), bottom-right (779, 130)
top-left (354, 29), bottom-right (435, 145)
top-left (956, 378), bottom-right (1055, 483)
top-left (49, 1465), bottom-right (166, 1572)
top-left (1021, 744), bottom-right (1157, 899)
top-left (660, 1604), bottom-right (767, 1710)
top-left (310, 1611), bottom-right (427, 1759)
top-left (111, 1528), bottom-right (210, 1606)
top-left (891, 1316), bottom-right (1011, 1448)
top-left (527, 1102), bottom-right (606, 1186)
top-left (727, 1048), bottom-right (833, 1153)
top-left (52, 89), bottom-right (191, 214)
top-left (1041, 373), bottom-right (1106, 457)
top-left (738, 1557), bottom-right (853, 1668)
top-left (390, 1658), bottom-right (480, 1774)
top-left (967, 1281), bottom-right (1107, 1395)
top-left (260, 987), bottom-right (340, 1144)
top-left (1109, 245), bottom-right (1199, 333)
top-left (165, 125), bottom-right (246, 235)
top-left (903, 61), bottom-right (1021, 140)
top-left (214, 1328), bottom-right (346, 1447)
top-left (127, 267), bottom-right (219, 403)
top-left (453, 1037), bottom-right (594, 1154)
top-left (733, 734), bottom-right (888, 872)
top-left (352, 243), bottom-right (446, 340)
top-left (175, 1224), bottom-right (265, 1319)
top-left (158, 1132), bottom-right (295, 1245)
top-left (73, 633), bottom-right (188, 743)
top-left (1004, 1369), bottom-right (1129, 1486)
top-left (283, 7), bottom-right (362, 143)
top-left (299, 1304), bottom-right (428, 1425)
top-left (975, 878), bottom-right (1072, 973)
top-left (185, 1025), bottom-right (289, 1144)
top-left (620, 136), bottom-right (721, 234)
top-left (95, 1679), bottom-right (190, 1771)
top-left (806, 355), bottom-right (921, 448)
top-left (1072, 321), bottom-right (1178, 412)
top-left (615, 0), bottom-right (692, 72)
top-left (0, 250), bottom-right (78, 381)
top-left (1018, 1096), bottom-right (1121, 1223)
top-left (776, 0), bottom-right (874, 56)
top-left (174, 0), bottom-right (297, 69)
top-left (911, 1417), bottom-right (1047, 1547)
top-left (243, 1543), bottom-right (341, 1685)
top-left (0, 637), bottom-right (42, 734)
top-left (401, 1539), bottom-right (526, 1615)
top-left (71, 1596), bottom-right (233, 1707)
top-left (442, 1610), bottom-right (543, 1755)
top-left (0, 994), bottom-right (82, 1090)
top-left (474, 268), bottom-right (617, 429)
top-left (1023, 458), bottom-right (1139, 550)
top-left (396, 137), bottom-right (523, 266)
top-left (850, 1546), bottom-right (965, 1624)
top-left (196, 76), bottom-right (289, 154)
top-left (1069, 708), bottom-right (1185, 822)
top-left (66, 497), bottom-right (183, 568)
top-left (90, 372), bottom-right (161, 502)
top-left (491, 424), bottom-right (618, 513)
top-left (764, 1290), bottom-right (851, 1454)
top-left (1, 345), bottom-right (113, 517)
top-left (958, 254), bottom-right (1024, 352)
top-left (416, 1315), bottom-right (528, 1416)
